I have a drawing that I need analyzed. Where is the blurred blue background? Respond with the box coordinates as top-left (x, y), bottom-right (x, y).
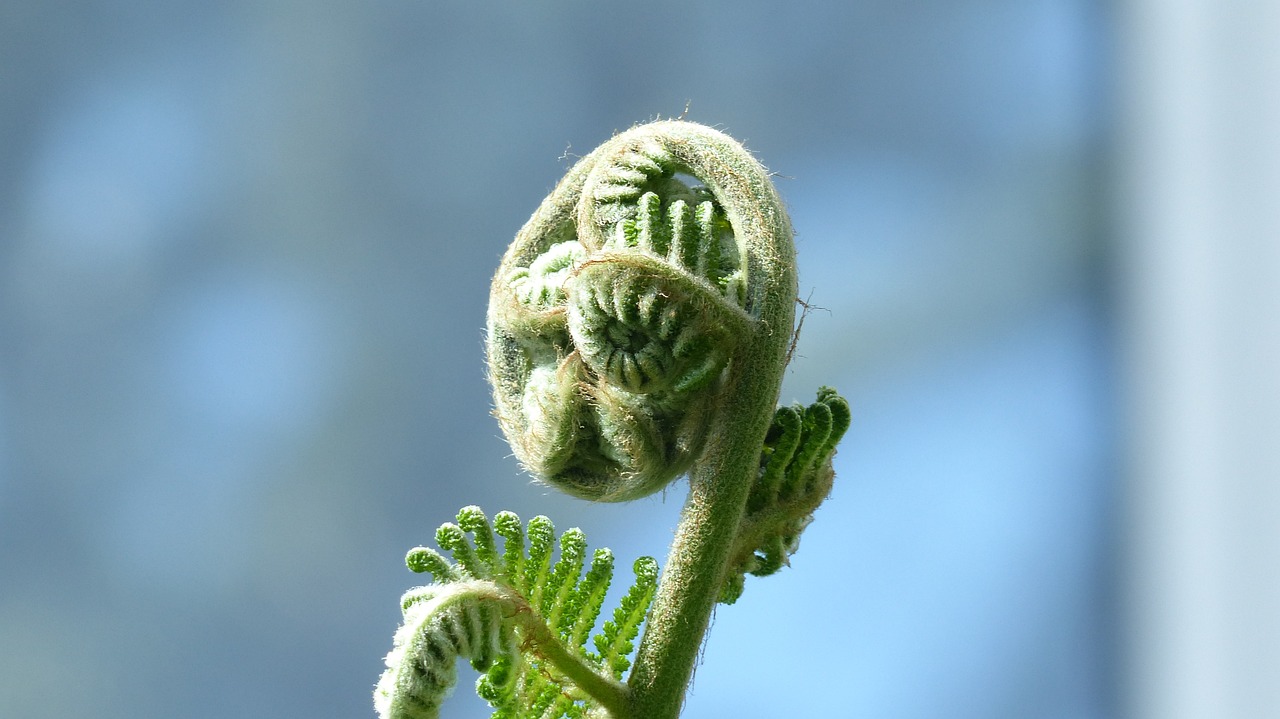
top-left (3, 2), bottom-right (1276, 718)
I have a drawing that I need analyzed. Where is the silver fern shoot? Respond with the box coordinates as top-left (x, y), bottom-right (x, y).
top-left (376, 120), bottom-right (850, 719)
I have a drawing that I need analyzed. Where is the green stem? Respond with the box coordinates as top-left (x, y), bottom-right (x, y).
top-left (625, 356), bottom-right (784, 718)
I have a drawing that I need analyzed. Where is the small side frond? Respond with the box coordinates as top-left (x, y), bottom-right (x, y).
top-left (375, 507), bottom-right (659, 719)
top-left (721, 387), bottom-right (851, 604)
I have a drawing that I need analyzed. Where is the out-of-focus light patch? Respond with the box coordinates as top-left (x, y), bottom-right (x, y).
top-left (1007, 0), bottom-right (1103, 146)
top-left (945, 0), bottom-right (1101, 151)
top-left (0, 385), bottom-right (10, 509)
top-left (789, 151), bottom-right (1088, 326)
top-left (20, 69), bottom-right (211, 271)
top-left (789, 154), bottom-right (946, 310)
top-left (0, 594), bottom-right (115, 717)
top-left (106, 440), bottom-right (258, 593)
top-left (102, 271), bottom-right (344, 591)
top-left (160, 272), bottom-right (339, 434)
top-left (690, 294), bottom-right (1111, 718)
top-left (783, 148), bottom-right (1095, 401)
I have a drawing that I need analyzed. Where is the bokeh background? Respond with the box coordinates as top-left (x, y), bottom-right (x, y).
top-left (2, 2), bottom-right (1276, 718)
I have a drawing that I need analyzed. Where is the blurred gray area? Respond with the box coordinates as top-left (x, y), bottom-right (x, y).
top-left (0, 2), bottom-right (1115, 718)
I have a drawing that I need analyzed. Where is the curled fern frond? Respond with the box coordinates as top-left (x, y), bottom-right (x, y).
top-left (375, 580), bottom-right (520, 719)
top-left (487, 122), bottom-right (776, 502)
top-left (720, 387), bottom-right (851, 604)
top-left (375, 507), bottom-right (658, 719)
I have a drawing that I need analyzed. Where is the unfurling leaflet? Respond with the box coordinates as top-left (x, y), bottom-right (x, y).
top-left (374, 507), bottom-right (657, 719)
top-left (719, 387), bottom-right (852, 605)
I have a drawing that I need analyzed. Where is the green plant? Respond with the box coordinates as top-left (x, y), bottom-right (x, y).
top-left (374, 120), bottom-right (850, 719)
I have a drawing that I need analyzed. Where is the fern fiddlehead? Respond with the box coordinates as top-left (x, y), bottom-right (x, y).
top-left (487, 124), bottom-right (764, 502)
top-left (379, 120), bottom-right (850, 719)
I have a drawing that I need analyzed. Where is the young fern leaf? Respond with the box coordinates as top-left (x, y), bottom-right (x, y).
top-left (487, 126), bottom-right (754, 503)
top-left (379, 121), bottom-right (849, 718)
top-left (375, 507), bottom-right (658, 719)
top-left (720, 387), bottom-right (852, 605)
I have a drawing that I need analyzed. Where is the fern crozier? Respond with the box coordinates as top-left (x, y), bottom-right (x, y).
top-left (487, 122), bottom-right (778, 502)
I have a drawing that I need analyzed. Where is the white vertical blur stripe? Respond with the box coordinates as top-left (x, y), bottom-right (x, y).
top-left (1118, 1), bottom-right (1280, 718)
